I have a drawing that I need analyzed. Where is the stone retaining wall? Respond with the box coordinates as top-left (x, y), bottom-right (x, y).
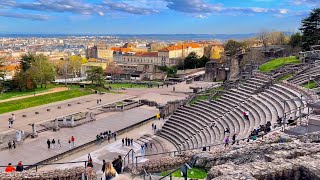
top-left (0, 167), bottom-right (96, 180)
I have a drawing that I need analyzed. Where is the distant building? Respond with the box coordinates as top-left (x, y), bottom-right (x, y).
top-left (96, 43), bottom-right (113, 61)
top-left (114, 51), bottom-right (165, 66)
top-left (158, 43), bottom-right (204, 66)
top-left (80, 62), bottom-right (108, 77)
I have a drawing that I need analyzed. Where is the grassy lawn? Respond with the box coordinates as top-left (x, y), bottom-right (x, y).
top-left (0, 89), bottom-right (92, 114)
top-left (190, 95), bottom-right (209, 105)
top-left (277, 73), bottom-right (294, 81)
top-left (259, 56), bottom-right (301, 73)
top-left (303, 80), bottom-right (317, 89)
top-left (0, 84), bottom-right (65, 101)
top-left (160, 168), bottom-right (207, 179)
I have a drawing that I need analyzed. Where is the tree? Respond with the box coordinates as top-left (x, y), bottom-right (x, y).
top-left (0, 57), bottom-right (5, 93)
top-left (258, 31), bottom-right (270, 50)
top-left (69, 55), bottom-right (87, 77)
top-left (225, 40), bottom-right (244, 57)
top-left (289, 32), bottom-right (303, 48)
top-left (13, 53), bottom-right (37, 91)
top-left (199, 56), bottom-right (210, 67)
top-left (28, 54), bottom-right (56, 88)
top-left (86, 66), bottom-right (104, 86)
top-left (300, 8), bottom-right (320, 50)
top-left (20, 54), bottom-right (35, 72)
top-left (184, 52), bottom-right (199, 69)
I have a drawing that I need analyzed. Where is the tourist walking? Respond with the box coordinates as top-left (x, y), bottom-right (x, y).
top-left (224, 136), bottom-right (230, 147)
top-left (68, 139), bottom-right (72, 148)
top-left (114, 131), bottom-right (117, 141)
top-left (47, 139), bottom-right (51, 149)
top-left (122, 138), bottom-right (124, 146)
top-left (16, 161), bottom-right (24, 172)
top-left (97, 99), bottom-right (99, 104)
top-left (57, 139), bottom-right (61, 149)
top-left (87, 154), bottom-right (94, 168)
top-left (125, 137), bottom-right (128, 146)
top-left (130, 138), bottom-right (133, 146)
top-left (71, 136), bottom-right (75, 147)
top-left (154, 125), bottom-right (157, 132)
top-left (104, 162), bottom-right (117, 180)
top-left (51, 139), bottom-right (56, 149)
top-left (12, 140), bottom-right (16, 149)
top-left (8, 141), bottom-right (12, 150)
top-left (232, 134), bottom-right (237, 145)
top-left (152, 123), bottom-right (154, 130)
top-left (112, 155), bottom-right (123, 174)
top-left (5, 163), bottom-right (16, 172)
top-left (102, 160), bottom-right (106, 173)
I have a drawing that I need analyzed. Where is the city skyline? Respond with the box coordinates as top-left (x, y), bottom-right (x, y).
top-left (0, 0), bottom-right (318, 34)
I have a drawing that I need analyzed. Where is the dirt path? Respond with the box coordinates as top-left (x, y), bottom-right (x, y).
top-left (0, 87), bottom-right (69, 103)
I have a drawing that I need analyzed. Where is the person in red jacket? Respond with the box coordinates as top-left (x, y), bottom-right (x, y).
top-left (5, 163), bottom-right (16, 172)
top-left (71, 136), bottom-right (75, 147)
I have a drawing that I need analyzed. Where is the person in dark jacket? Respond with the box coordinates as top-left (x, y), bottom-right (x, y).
top-left (47, 139), bottom-right (50, 149)
top-left (112, 155), bottom-right (123, 174)
top-left (101, 160), bottom-right (106, 173)
top-left (16, 161), bottom-right (24, 172)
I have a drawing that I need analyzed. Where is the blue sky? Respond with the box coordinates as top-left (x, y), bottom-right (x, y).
top-left (0, 0), bottom-right (318, 34)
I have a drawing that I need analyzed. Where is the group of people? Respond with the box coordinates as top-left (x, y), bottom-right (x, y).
top-left (46, 136), bottom-right (75, 149)
top-left (122, 137), bottom-right (133, 146)
top-left (140, 142), bottom-right (153, 154)
top-left (8, 114), bottom-right (15, 128)
top-left (96, 131), bottom-right (117, 143)
top-left (224, 134), bottom-right (238, 147)
top-left (99, 156), bottom-right (123, 180)
top-left (8, 140), bottom-right (16, 150)
top-left (97, 99), bottom-right (102, 104)
top-left (4, 161), bottom-right (24, 173)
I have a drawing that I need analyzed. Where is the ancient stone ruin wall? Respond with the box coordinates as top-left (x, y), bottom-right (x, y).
top-left (0, 167), bottom-right (96, 180)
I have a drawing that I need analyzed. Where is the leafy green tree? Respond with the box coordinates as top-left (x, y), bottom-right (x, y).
top-left (13, 54), bottom-right (37, 91)
top-left (300, 8), bottom-right (320, 50)
top-left (289, 32), bottom-right (303, 48)
top-left (199, 56), bottom-right (210, 67)
top-left (28, 54), bottom-right (56, 88)
top-left (20, 54), bottom-right (35, 72)
top-left (184, 52), bottom-right (199, 69)
top-left (166, 66), bottom-right (177, 77)
top-left (86, 66), bottom-right (104, 86)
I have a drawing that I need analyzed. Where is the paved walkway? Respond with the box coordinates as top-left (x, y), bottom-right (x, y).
top-left (0, 105), bottom-right (158, 171)
top-left (0, 87), bottom-right (69, 103)
top-left (0, 93), bottom-right (133, 132)
top-left (40, 118), bottom-right (166, 178)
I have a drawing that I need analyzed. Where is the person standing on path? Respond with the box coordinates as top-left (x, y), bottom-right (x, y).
top-left (122, 138), bottom-right (124, 146)
top-left (71, 136), bottom-right (75, 147)
top-left (154, 125), bottom-right (157, 132)
top-left (8, 141), bottom-right (12, 150)
top-left (57, 140), bottom-right (61, 149)
top-left (51, 139), bottom-right (56, 149)
top-left (68, 139), bottom-right (72, 149)
top-left (12, 140), bottom-right (16, 149)
top-left (152, 123), bottom-right (154, 130)
top-left (102, 160), bottom-right (106, 173)
top-left (112, 155), bottom-right (123, 174)
top-left (125, 138), bottom-right (128, 146)
top-left (47, 139), bottom-right (51, 149)
top-left (130, 139), bottom-right (133, 146)
top-left (224, 136), bottom-right (230, 147)
top-left (97, 99), bottom-right (99, 104)
top-left (114, 131), bottom-right (117, 141)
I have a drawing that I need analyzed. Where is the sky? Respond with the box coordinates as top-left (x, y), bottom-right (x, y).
top-left (0, 0), bottom-right (318, 34)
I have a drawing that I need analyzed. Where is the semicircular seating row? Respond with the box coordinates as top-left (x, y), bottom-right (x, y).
top-left (289, 60), bottom-right (320, 85)
top-left (156, 77), bottom-right (307, 151)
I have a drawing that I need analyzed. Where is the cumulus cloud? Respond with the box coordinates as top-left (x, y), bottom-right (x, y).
top-left (0, 11), bottom-right (50, 20)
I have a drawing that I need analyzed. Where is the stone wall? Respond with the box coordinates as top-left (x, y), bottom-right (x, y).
top-left (0, 167), bottom-right (96, 180)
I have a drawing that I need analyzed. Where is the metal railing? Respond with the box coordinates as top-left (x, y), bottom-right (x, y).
top-left (123, 149), bottom-right (135, 168)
